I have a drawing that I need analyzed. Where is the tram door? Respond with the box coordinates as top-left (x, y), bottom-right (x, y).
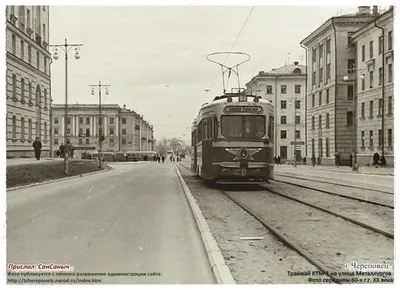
top-left (192, 129), bottom-right (197, 172)
top-left (202, 118), bottom-right (214, 179)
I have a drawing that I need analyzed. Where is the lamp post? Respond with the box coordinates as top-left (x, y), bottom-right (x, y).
top-left (343, 69), bottom-right (365, 171)
top-left (89, 81), bottom-right (110, 169)
top-left (50, 39), bottom-right (82, 174)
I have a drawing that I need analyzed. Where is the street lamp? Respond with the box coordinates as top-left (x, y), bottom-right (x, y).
top-left (50, 39), bottom-right (83, 175)
top-left (89, 81), bottom-right (110, 169)
top-left (343, 68), bottom-right (366, 171)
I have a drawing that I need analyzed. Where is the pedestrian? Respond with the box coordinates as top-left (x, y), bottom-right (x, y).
top-left (349, 153), bottom-right (353, 168)
top-left (65, 140), bottom-right (73, 159)
top-left (32, 137), bottom-right (42, 160)
top-left (162, 156), bottom-right (165, 164)
top-left (373, 152), bottom-right (380, 168)
top-left (277, 155), bottom-right (281, 165)
top-left (170, 155), bottom-right (172, 162)
top-left (380, 155), bottom-right (387, 167)
top-left (334, 152), bottom-right (340, 168)
top-left (59, 143), bottom-right (65, 158)
top-left (311, 154), bottom-right (316, 167)
top-left (303, 156), bottom-right (306, 165)
top-left (274, 156), bottom-right (277, 164)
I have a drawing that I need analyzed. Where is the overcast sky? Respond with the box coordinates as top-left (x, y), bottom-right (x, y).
top-left (49, 5), bottom-right (364, 142)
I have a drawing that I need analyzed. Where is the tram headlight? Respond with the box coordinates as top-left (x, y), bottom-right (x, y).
top-left (253, 97), bottom-right (259, 102)
top-left (227, 97), bottom-right (233, 102)
top-left (240, 149), bottom-right (247, 158)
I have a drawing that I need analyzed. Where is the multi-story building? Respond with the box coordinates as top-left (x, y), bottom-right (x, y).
top-left (300, 6), bottom-right (379, 165)
top-left (6, 5), bottom-right (51, 158)
top-left (350, 7), bottom-right (394, 166)
top-left (245, 62), bottom-right (306, 162)
top-left (51, 104), bottom-right (155, 157)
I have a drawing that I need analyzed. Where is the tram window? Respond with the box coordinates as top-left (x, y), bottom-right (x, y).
top-left (221, 115), bottom-right (265, 138)
top-left (203, 120), bottom-right (208, 140)
top-left (243, 116), bottom-right (265, 138)
top-left (214, 117), bottom-right (218, 139)
top-left (268, 116), bottom-right (274, 140)
top-left (197, 121), bottom-right (203, 141)
top-left (208, 118), bottom-right (213, 139)
top-left (221, 116), bottom-right (243, 137)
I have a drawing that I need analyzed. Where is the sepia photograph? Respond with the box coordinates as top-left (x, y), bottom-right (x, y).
top-left (3, 1), bottom-right (396, 286)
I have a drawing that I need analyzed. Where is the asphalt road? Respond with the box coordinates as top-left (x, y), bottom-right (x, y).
top-left (7, 161), bottom-right (215, 284)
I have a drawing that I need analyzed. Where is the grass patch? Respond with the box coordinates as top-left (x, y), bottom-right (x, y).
top-left (6, 160), bottom-right (105, 189)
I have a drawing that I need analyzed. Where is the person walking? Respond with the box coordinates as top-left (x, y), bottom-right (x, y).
top-left (65, 140), bottom-right (73, 159)
top-left (32, 137), bottom-right (42, 160)
top-left (349, 153), bottom-right (353, 168)
top-left (334, 152), bottom-right (340, 168)
top-left (162, 155), bottom-right (165, 164)
top-left (277, 155), bottom-right (281, 165)
top-left (59, 143), bottom-right (65, 158)
top-left (302, 156), bottom-right (306, 165)
top-left (373, 152), bottom-right (380, 168)
top-left (311, 154), bottom-right (316, 167)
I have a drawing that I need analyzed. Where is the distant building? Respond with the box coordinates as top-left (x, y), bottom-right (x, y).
top-left (245, 62), bottom-right (306, 162)
top-left (350, 7), bottom-right (394, 166)
top-left (300, 6), bottom-right (381, 165)
top-left (51, 104), bottom-right (155, 157)
top-left (6, 5), bottom-right (51, 158)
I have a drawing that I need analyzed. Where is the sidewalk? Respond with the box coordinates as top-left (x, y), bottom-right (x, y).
top-left (276, 163), bottom-right (394, 176)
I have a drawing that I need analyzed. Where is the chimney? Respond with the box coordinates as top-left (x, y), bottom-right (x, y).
top-left (372, 5), bottom-right (378, 16)
top-left (294, 61), bottom-right (299, 65)
top-left (357, 6), bottom-right (370, 15)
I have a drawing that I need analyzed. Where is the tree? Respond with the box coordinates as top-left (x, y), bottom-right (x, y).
top-left (156, 137), bottom-right (168, 156)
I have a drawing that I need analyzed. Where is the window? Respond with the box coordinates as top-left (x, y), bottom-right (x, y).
top-left (379, 67), bottom-right (383, 86)
top-left (295, 100), bottom-right (300, 109)
top-left (110, 139), bottom-right (114, 144)
top-left (110, 128), bottom-right (114, 135)
top-left (319, 43), bottom-right (323, 58)
top-left (280, 130), bottom-right (287, 139)
top-left (311, 138), bottom-right (315, 156)
top-left (280, 146), bottom-right (287, 159)
top-left (347, 59), bottom-right (355, 74)
top-left (369, 101), bottom-right (373, 118)
top-left (281, 100), bottom-right (287, 109)
top-left (318, 115), bottom-right (322, 129)
top-left (12, 34), bottom-right (16, 54)
top-left (12, 74), bottom-right (17, 100)
top-left (122, 128), bottom-right (126, 135)
top-left (388, 129), bottom-right (392, 148)
top-left (388, 64), bottom-right (393, 83)
top-left (295, 85), bottom-right (301, 94)
top-left (20, 40), bottom-right (24, 60)
top-left (312, 94), bottom-right (315, 107)
top-left (369, 71), bottom-right (373, 88)
top-left (86, 139), bottom-right (90, 144)
top-left (326, 89), bottom-right (329, 104)
top-left (369, 41), bottom-right (373, 59)
top-left (54, 117), bottom-right (58, 124)
top-left (361, 45), bottom-right (365, 61)
top-left (378, 130), bottom-right (382, 148)
top-left (27, 9), bottom-right (31, 28)
top-left (326, 138), bottom-right (330, 157)
top-left (268, 116), bottom-right (274, 140)
top-left (12, 116), bottom-right (16, 138)
top-left (312, 71), bottom-right (316, 86)
top-left (281, 116), bottom-right (287, 124)
top-left (79, 139), bottom-right (82, 145)
top-left (347, 85), bottom-right (353, 100)
top-left (388, 31), bottom-right (393, 50)
top-left (347, 111), bottom-right (353, 126)
top-left (79, 128), bottom-right (83, 136)
top-left (281, 85), bottom-right (287, 94)
top-left (36, 51), bottom-right (40, 70)
top-left (66, 128), bottom-right (70, 135)
top-left (28, 119), bottom-right (32, 141)
top-left (326, 63), bottom-right (331, 81)
top-left (319, 67), bottom-right (323, 83)
top-left (326, 113), bottom-right (330, 128)
top-left (312, 48), bottom-right (316, 63)
top-left (86, 128), bottom-right (90, 136)
top-left (28, 46), bottom-right (31, 64)
top-left (43, 23), bottom-right (46, 40)
top-left (318, 138), bottom-right (323, 157)
top-left (388, 96), bottom-right (392, 115)
top-left (319, 92), bottom-right (322, 105)
top-left (54, 139), bottom-right (58, 145)
top-left (79, 117), bottom-right (83, 124)
top-left (44, 122), bottom-right (47, 142)
top-left (361, 131), bottom-right (365, 148)
top-left (221, 116), bottom-right (265, 138)
top-left (21, 118), bottom-right (25, 141)
top-left (44, 57), bottom-right (47, 74)
top-left (326, 39), bottom-right (331, 54)
top-left (295, 130), bottom-right (300, 139)
top-left (312, 116), bottom-right (315, 130)
top-left (378, 98), bottom-right (383, 116)
top-left (122, 118), bottom-right (126, 124)
top-left (379, 36), bottom-right (383, 54)
top-left (21, 78), bottom-right (25, 102)
top-left (54, 128), bottom-right (59, 135)
top-left (361, 77), bottom-right (365, 91)
top-left (110, 117), bottom-right (114, 124)
top-left (29, 82), bottom-right (32, 103)
top-left (67, 117), bottom-right (71, 124)
top-left (361, 102), bottom-right (365, 118)
top-left (266, 85), bottom-right (272, 94)
top-left (122, 139), bottom-right (126, 145)
top-left (295, 115), bottom-right (300, 124)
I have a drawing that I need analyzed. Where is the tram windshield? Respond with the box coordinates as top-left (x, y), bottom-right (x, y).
top-left (221, 115), bottom-right (265, 138)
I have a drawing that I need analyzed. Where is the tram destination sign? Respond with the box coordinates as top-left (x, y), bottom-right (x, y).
top-left (224, 106), bottom-right (263, 114)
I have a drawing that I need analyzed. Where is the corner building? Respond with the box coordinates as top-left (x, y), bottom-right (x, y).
top-left (6, 5), bottom-right (51, 158)
top-left (350, 8), bottom-right (394, 166)
top-left (245, 62), bottom-right (306, 162)
top-left (301, 6), bottom-right (377, 165)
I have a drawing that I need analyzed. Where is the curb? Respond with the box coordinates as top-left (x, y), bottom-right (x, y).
top-left (174, 165), bottom-right (236, 284)
top-left (7, 167), bottom-right (115, 192)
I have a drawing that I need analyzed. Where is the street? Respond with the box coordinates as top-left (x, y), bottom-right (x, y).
top-left (7, 161), bottom-right (215, 284)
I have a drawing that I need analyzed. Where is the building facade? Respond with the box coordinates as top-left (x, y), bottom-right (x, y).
top-left (6, 5), bottom-right (51, 158)
top-left (245, 62), bottom-right (306, 162)
top-left (300, 6), bottom-right (381, 165)
top-left (51, 104), bottom-right (155, 157)
top-left (350, 8), bottom-right (394, 165)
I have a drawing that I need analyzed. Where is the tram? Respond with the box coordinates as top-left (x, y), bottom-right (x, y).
top-left (191, 93), bottom-right (275, 183)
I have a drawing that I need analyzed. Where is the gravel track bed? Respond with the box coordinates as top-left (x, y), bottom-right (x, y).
top-left (263, 182), bottom-right (394, 236)
top-left (226, 188), bottom-right (394, 276)
top-left (178, 165), bottom-right (321, 284)
top-left (274, 176), bottom-right (394, 208)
